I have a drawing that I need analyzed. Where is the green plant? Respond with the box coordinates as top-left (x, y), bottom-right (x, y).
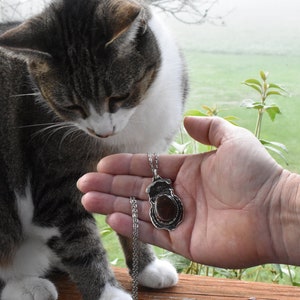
top-left (185, 104), bottom-right (238, 125)
top-left (170, 105), bottom-right (239, 154)
top-left (241, 71), bottom-right (289, 164)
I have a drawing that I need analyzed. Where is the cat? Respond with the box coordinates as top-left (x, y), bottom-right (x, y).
top-left (0, 0), bottom-right (188, 299)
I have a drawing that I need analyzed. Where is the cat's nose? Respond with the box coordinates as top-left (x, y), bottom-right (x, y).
top-left (87, 127), bottom-right (115, 138)
top-left (96, 133), bottom-right (112, 138)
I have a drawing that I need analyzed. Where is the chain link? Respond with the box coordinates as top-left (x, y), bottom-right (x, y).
top-left (129, 196), bottom-right (139, 300)
top-left (147, 153), bottom-right (159, 179)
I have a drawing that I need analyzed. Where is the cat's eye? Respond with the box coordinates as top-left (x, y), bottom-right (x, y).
top-left (65, 105), bottom-right (87, 118)
top-left (109, 93), bottom-right (130, 113)
top-left (110, 93), bottom-right (130, 102)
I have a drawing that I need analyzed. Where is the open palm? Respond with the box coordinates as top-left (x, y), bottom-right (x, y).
top-left (78, 117), bottom-right (283, 268)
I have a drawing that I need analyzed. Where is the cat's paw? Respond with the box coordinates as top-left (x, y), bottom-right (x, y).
top-left (1, 277), bottom-right (58, 300)
top-left (138, 258), bottom-right (178, 289)
top-left (99, 283), bottom-right (132, 300)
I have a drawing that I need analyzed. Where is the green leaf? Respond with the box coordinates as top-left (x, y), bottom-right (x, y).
top-left (266, 91), bottom-right (286, 97)
top-left (260, 139), bottom-right (288, 163)
top-left (224, 115), bottom-right (239, 121)
top-left (244, 78), bottom-right (262, 87)
top-left (242, 82), bottom-right (262, 93)
top-left (202, 105), bottom-right (218, 115)
top-left (241, 99), bottom-right (264, 110)
top-left (224, 116), bottom-right (239, 126)
top-left (252, 103), bottom-right (264, 110)
top-left (264, 145), bottom-right (289, 165)
top-left (184, 109), bottom-right (207, 117)
top-left (101, 227), bottom-right (114, 238)
top-left (260, 70), bottom-right (269, 81)
top-left (265, 105), bottom-right (281, 121)
top-left (260, 139), bottom-right (288, 152)
top-left (269, 83), bottom-right (288, 93)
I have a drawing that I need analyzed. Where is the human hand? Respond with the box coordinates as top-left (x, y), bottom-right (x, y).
top-left (78, 117), bottom-right (285, 268)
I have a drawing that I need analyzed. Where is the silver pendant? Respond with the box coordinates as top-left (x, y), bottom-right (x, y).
top-left (146, 153), bottom-right (184, 231)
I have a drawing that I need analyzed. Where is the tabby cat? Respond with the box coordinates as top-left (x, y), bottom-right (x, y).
top-left (0, 0), bottom-right (188, 299)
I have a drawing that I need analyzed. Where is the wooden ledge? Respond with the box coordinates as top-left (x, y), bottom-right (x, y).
top-left (51, 267), bottom-right (300, 299)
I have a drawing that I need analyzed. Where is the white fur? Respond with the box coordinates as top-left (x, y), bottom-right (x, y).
top-left (77, 105), bottom-right (137, 138)
top-left (102, 13), bottom-right (185, 153)
top-left (99, 283), bottom-right (132, 300)
top-left (76, 12), bottom-right (185, 153)
top-left (138, 259), bottom-right (178, 289)
top-left (0, 182), bottom-right (60, 282)
top-left (1, 277), bottom-right (58, 300)
top-left (15, 184), bottom-right (60, 243)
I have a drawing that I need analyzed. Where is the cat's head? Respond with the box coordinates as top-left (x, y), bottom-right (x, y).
top-left (0, 0), bottom-right (161, 138)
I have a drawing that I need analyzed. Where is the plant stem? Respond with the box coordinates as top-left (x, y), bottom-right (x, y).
top-left (254, 109), bottom-right (264, 139)
top-left (254, 77), bottom-right (268, 139)
top-left (287, 265), bottom-right (294, 285)
top-left (254, 266), bottom-right (262, 282)
top-left (237, 269), bottom-right (244, 280)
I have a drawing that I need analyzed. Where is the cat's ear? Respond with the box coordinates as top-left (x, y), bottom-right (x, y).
top-left (0, 20), bottom-right (51, 61)
top-left (104, 0), bottom-right (146, 47)
top-left (0, 20), bottom-right (53, 78)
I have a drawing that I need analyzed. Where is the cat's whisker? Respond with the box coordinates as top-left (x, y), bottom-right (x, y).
top-left (58, 127), bottom-right (84, 149)
top-left (10, 92), bottom-right (41, 97)
top-left (17, 122), bottom-right (57, 129)
top-left (30, 122), bottom-right (76, 141)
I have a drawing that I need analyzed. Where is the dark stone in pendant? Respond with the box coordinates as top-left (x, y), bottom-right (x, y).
top-left (155, 195), bottom-right (177, 222)
top-left (146, 176), bottom-right (184, 231)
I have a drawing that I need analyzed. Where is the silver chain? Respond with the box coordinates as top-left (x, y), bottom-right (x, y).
top-left (129, 154), bottom-right (159, 299)
top-left (147, 153), bottom-right (159, 179)
top-left (129, 196), bottom-right (139, 300)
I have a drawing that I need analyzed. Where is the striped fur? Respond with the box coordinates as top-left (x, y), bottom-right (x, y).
top-left (0, 0), bottom-right (187, 299)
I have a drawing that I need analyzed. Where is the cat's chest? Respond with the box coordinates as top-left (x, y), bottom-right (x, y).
top-left (0, 184), bottom-right (60, 281)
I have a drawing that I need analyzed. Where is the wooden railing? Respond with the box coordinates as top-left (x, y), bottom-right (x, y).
top-left (51, 267), bottom-right (300, 299)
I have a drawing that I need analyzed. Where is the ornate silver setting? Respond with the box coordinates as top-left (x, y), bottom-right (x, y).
top-left (146, 153), bottom-right (184, 231)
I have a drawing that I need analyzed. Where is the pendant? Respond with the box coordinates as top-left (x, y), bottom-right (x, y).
top-left (146, 153), bottom-right (184, 231)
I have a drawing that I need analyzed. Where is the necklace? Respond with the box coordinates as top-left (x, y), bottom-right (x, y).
top-left (129, 153), bottom-right (184, 299)
top-left (130, 196), bottom-right (139, 300)
top-left (146, 153), bottom-right (184, 231)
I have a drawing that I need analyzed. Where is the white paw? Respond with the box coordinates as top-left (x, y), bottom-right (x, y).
top-left (138, 259), bottom-right (178, 289)
top-left (99, 283), bottom-right (132, 300)
top-left (1, 277), bottom-right (58, 300)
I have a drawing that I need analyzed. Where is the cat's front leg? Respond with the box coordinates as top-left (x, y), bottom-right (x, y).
top-left (118, 235), bottom-right (178, 289)
top-left (52, 216), bottom-right (132, 300)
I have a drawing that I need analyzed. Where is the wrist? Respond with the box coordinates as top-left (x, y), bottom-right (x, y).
top-left (270, 169), bottom-right (300, 265)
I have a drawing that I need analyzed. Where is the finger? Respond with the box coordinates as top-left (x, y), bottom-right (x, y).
top-left (184, 116), bottom-right (243, 148)
top-left (106, 213), bottom-right (174, 252)
top-left (77, 172), bottom-right (111, 194)
top-left (97, 153), bottom-right (187, 180)
top-left (81, 193), bottom-right (151, 221)
top-left (78, 172), bottom-right (151, 200)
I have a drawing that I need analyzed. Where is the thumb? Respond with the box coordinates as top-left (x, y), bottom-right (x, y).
top-left (183, 116), bottom-right (237, 148)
